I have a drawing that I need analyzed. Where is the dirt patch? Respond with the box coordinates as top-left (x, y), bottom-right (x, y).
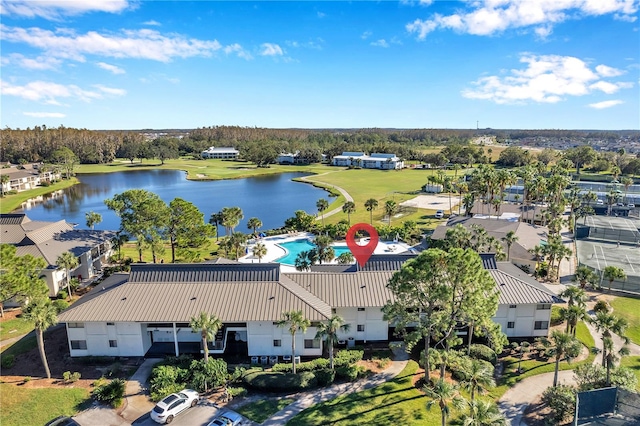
top-left (1, 308), bottom-right (23, 322)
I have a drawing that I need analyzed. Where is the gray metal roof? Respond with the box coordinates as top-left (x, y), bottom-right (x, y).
top-left (489, 267), bottom-right (558, 305)
top-left (129, 262), bottom-right (281, 282)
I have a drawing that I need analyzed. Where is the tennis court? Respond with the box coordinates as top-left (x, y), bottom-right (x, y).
top-left (582, 216), bottom-right (640, 244)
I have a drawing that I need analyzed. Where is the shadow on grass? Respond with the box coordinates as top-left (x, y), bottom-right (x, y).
top-left (1, 334), bottom-right (36, 357)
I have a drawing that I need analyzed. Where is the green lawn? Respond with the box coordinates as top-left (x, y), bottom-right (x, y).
top-left (1, 334), bottom-right (38, 357)
top-left (0, 383), bottom-right (91, 426)
top-left (236, 398), bottom-right (296, 424)
top-left (619, 356), bottom-right (640, 392)
top-left (0, 316), bottom-right (34, 342)
top-left (0, 178), bottom-right (78, 213)
top-left (609, 295), bottom-right (640, 345)
top-left (286, 361), bottom-right (441, 426)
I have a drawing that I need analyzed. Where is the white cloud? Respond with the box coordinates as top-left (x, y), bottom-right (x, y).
top-left (143, 20), bottom-right (161, 26)
top-left (462, 54), bottom-right (634, 104)
top-left (595, 64), bottom-right (625, 77)
top-left (1, 53), bottom-right (62, 70)
top-left (286, 38), bottom-right (324, 50)
top-left (1, 79), bottom-right (106, 104)
top-left (0, 25), bottom-right (224, 63)
top-left (361, 31), bottom-right (372, 40)
top-left (260, 43), bottom-right (284, 56)
top-left (93, 84), bottom-right (126, 96)
top-left (588, 100), bottom-right (624, 109)
top-left (371, 39), bottom-right (390, 48)
top-left (407, 0), bottom-right (639, 39)
top-left (0, 0), bottom-right (132, 19)
top-left (23, 111), bottom-right (66, 118)
top-left (96, 61), bottom-right (125, 74)
top-left (224, 43), bottom-right (253, 60)
top-left (317, 11), bottom-right (325, 18)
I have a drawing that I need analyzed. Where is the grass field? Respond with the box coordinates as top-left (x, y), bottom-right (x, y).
top-left (0, 383), bottom-right (91, 426)
top-left (236, 398), bottom-right (296, 424)
top-left (0, 178), bottom-right (78, 213)
top-left (619, 356), bottom-right (640, 392)
top-left (286, 360), bottom-right (441, 426)
top-left (0, 317), bottom-right (34, 342)
top-left (609, 295), bottom-right (640, 345)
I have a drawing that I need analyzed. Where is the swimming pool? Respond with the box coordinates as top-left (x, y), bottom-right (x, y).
top-left (275, 239), bottom-right (351, 266)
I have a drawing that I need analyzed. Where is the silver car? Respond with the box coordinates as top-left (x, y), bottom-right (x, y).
top-left (150, 389), bottom-right (199, 424)
top-left (207, 410), bottom-right (243, 426)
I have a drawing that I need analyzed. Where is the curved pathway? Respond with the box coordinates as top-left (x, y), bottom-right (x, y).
top-left (297, 173), bottom-right (354, 220)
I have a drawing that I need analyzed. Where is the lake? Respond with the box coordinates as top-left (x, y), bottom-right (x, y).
top-left (17, 170), bottom-right (331, 234)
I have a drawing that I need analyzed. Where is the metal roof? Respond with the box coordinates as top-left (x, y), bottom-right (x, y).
top-left (129, 262), bottom-right (281, 282)
top-left (489, 268), bottom-right (558, 305)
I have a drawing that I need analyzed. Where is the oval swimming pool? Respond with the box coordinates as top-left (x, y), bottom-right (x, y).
top-left (275, 239), bottom-right (351, 266)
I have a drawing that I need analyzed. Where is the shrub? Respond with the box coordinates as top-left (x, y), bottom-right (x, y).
top-left (1, 354), bottom-right (15, 369)
top-left (23, 376), bottom-right (31, 383)
top-left (92, 377), bottom-right (108, 388)
top-left (57, 290), bottom-right (68, 300)
top-left (469, 344), bottom-right (497, 365)
top-left (272, 358), bottom-right (329, 373)
top-left (374, 357), bottom-right (391, 369)
top-left (336, 364), bottom-right (359, 381)
top-left (93, 378), bottom-right (126, 407)
top-left (243, 371), bottom-right (317, 392)
top-left (189, 358), bottom-right (227, 392)
top-left (52, 299), bottom-right (69, 313)
top-left (227, 386), bottom-right (247, 398)
top-left (314, 368), bottom-right (335, 387)
top-left (334, 349), bottom-right (364, 367)
top-left (593, 300), bottom-right (610, 314)
top-left (550, 306), bottom-right (563, 326)
top-left (150, 365), bottom-right (189, 401)
top-left (63, 371), bottom-right (81, 383)
top-left (542, 385), bottom-right (576, 425)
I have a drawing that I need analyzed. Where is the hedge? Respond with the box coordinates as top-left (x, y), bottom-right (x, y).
top-left (334, 349), bottom-right (364, 367)
top-left (244, 371), bottom-right (317, 392)
top-left (468, 344), bottom-right (497, 365)
top-left (272, 358), bottom-right (329, 373)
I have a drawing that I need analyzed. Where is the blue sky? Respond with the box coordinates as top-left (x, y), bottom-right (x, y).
top-left (1, 0), bottom-right (639, 130)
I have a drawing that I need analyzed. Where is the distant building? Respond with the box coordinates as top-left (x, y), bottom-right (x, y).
top-left (331, 152), bottom-right (403, 170)
top-left (0, 164), bottom-right (61, 194)
top-left (201, 147), bottom-right (239, 159)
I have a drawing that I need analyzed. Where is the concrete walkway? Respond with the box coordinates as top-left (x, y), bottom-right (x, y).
top-left (297, 173), bottom-right (354, 220)
top-left (120, 358), bottom-right (163, 423)
top-left (262, 347), bottom-right (410, 426)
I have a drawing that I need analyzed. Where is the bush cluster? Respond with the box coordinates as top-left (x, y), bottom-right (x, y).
top-left (314, 368), bottom-right (336, 386)
top-left (468, 344), bottom-right (497, 365)
top-left (93, 378), bottom-right (126, 408)
top-left (272, 358), bottom-right (329, 373)
top-left (334, 349), bottom-right (364, 367)
top-left (52, 299), bottom-right (69, 313)
top-left (244, 371), bottom-right (317, 392)
top-left (227, 386), bottom-right (247, 398)
top-left (62, 371), bottom-right (81, 383)
top-left (1, 354), bottom-right (15, 369)
top-left (149, 357), bottom-right (228, 401)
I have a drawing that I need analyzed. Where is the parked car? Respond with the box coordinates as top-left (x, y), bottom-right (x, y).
top-left (150, 389), bottom-right (199, 424)
top-left (628, 203), bottom-right (635, 209)
top-left (45, 417), bottom-right (80, 426)
top-left (207, 410), bottom-right (243, 426)
top-left (596, 199), bottom-right (604, 205)
top-left (435, 210), bottom-right (445, 219)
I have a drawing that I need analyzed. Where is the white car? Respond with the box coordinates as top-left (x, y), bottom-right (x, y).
top-left (207, 410), bottom-right (243, 426)
top-left (628, 203), bottom-right (636, 209)
top-left (435, 210), bottom-right (445, 219)
top-left (596, 199), bottom-right (604, 205)
top-left (150, 389), bottom-right (199, 424)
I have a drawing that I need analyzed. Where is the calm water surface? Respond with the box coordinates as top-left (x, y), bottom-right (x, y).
top-left (18, 170), bottom-right (331, 233)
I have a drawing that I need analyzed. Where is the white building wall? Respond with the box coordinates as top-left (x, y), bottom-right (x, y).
top-left (247, 321), bottom-right (321, 357)
top-left (493, 303), bottom-right (551, 338)
top-left (67, 322), bottom-right (145, 357)
top-left (335, 307), bottom-right (388, 342)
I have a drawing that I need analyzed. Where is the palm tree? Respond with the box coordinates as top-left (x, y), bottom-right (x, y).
top-left (85, 211), bottom-right (102, 230)
top-left (559, 286), bottom-right (587, 307)
top-left (621, 177), bottom-right (634, 204)
top-left (315, 315), bottom-right (350, 369)
top-left (189, 312), bottom-right (222, 363)
top-left (209, 211), bottom-right (224, 241)
top-left (316, 199), bottom-right (329, 227)
top-left (591, 311), bottom-right (629, 368)
top-left (0, 174), bottom-right (9, 197)
top-left (336, 252), bottom-right (354, 264)
top-left (559, 304), bottom-right (586, 336)
top-left (23, 299), bottom-right (58, 379)
top-left (603, 337), bottom-right (630, 386)
top-left (110, 231), bottom-right (128, 260)
top-left (314, 235), bottom-right (335, 264)
top-left (227, 232), bottom-right (248, 260)
top-left (384, 200), bottom-right (397, 226)
top-left (603, 266), bottom-right (626, 292)
top-left (56, 251), bottom-right (78, 301)
top-left (342, 201), bottom-right (356, 226)
top-left (221, 206), bottom-right (244, 235)
top-left (277, 310), bottom-right (311, 374)
top-left (252, 242), bottom-right (267, 263)
top-left (246, 217), bottom-right (262, 235)
top-left (548, 330), bottom-right (582, 387)
top-left (460, 400), bottom-right (506, 426)
top-left (425, 379), bottom-right (465, 426)
top-left (501, 230), bottom-right (518, 261)
top-left (461, 359), bottom-right (496, 403)
top-left (364, 198), bottom-right (378, 225)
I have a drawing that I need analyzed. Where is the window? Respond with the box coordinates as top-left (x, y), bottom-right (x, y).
top-left (509, 304), bottom-right (517, 309)
top-left (68, 322), bottom-right (84, 328)
top-left (357, 324), bottom-right (365, 332)
top-left (109, 340), bottom-right (117, 348)
top-left (534, 321), bottom-right (549, 330)
top-left (71, 340), bottom-right (87, 350)
top-left (273, 340), bottom-right (282, 347)
top-left (357, 308), bottom-right (365, 312)
top-left (536, 304), bottom-right (551, 310)
top-left (107, 322), bottom-right (114, 326)
top-left (507, 322), bottom-right (515, 329)
top-left (331, 308), bottom-right (337, 314)
top-left (304, 339), bottom-right (321, 349)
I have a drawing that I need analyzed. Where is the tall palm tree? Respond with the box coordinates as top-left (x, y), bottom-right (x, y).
top-left (461, 359), bottom-right (496, 403)
top-left (23, 299), bottom-right (58, 379)
top-left (591, 311), bottom-right (629, 368)
top-left (252, 242), bottom-right (267, 263)
top-left (621, 177), bottom-right (634, 204)
top-left (315, 315), bottom-right (350, 369)
top-left (460, 400), bottom-right (506, 426)
top-left (364, 198), bottom-right (378, 225)
top-left (209, 211), bottom-right (224, 241)
top-left (189, 312), bottom-right (222, 363)
top-left (314, 235), bottom-right (335, 264)
top-left (501, 230), bottom-right (519, 261)
top-left (424, 379), bottom-right (465, 426)
top-left (342, 201), bottom-right (356, 226)
top-left (277, 310), bottom-right (311, 374)
top-left (603, 337), bottom-right (630, 386)
top-left (0, 174), bottom-right (9, 197)
top-left (548, 331), bottom-right (582, 387)
top-left (385, 200), bottom-right (397, 226)
top-left (559, 286), bottom-right (587, 307)
top-left (221, 206), bottom-right (244, 235)
top-left (316, 199), bottom-right (329, 227)
top-left (85, 211), bottom-right (102, 230)
top-left (56, 251), bottom-right (78, 301)
top-left (227, 232), bottom-right (248, 260)
top-left (559, 304), bottom-right (586, 336)
top-left (246, 217), bottom-right (262, 235)
top-left (603, 266), bottom-right (626, 292)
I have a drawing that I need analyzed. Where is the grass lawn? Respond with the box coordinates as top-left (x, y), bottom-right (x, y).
top-left (609, 295), bottom-right (640, 345)
top-left (0, 383), bottom-right (91, 426)
top-left (119, 238), bottom-right (221, 263)
top-left (619, 356), bottom-right (640, 392)
top-left (0, 178), bottom-right (78, 213)
top-left (0, 317), bottom-right (34, 342)
top-left (1, 334), bottom-right (38, 356)
top-left (490, 321), bottom-right (596, 399)
top-left (286, 360), bottom-right (440, 426)
top-left (236, 398), bottom-right (296, 424)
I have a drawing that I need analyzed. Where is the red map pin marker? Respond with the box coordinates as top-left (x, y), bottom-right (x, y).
top-left (346, 223), bottom-right (379, 267)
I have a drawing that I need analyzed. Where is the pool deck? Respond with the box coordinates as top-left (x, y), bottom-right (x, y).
top-left (238, 232), bottom-right (414, 272)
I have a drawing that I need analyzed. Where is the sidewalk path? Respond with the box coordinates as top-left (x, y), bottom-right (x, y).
top-left (262, 347), bottom-right (410, 426)
top-left (120, 358), bottom-right (163, 423)
top-left (297, 173), bottom-right (354, 220)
